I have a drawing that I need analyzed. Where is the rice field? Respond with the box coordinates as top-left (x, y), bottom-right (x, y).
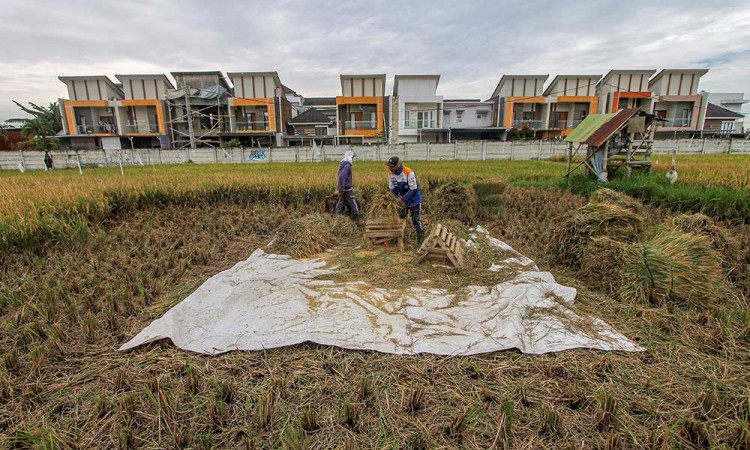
top-left (1, 156), bottom-right (749, 448)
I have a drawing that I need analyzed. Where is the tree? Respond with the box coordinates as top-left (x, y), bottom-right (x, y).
top-left (7, 101), bottom-right (62, 151)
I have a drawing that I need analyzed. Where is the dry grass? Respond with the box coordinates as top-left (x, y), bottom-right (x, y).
top-left (1, 162), bottom-right (749, 448)
top-left (272, 213), bottom-right (359, 258)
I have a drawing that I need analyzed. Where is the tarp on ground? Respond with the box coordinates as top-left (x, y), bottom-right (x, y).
top-left (564, 113), bottom-right (615, 143)
top-left (120, 229), bottom-right (642, 356)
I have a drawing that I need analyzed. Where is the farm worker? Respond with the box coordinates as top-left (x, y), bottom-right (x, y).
top-left (44, 150), bottom-right (53, 170)
top-left (385, 156), bottom-right (425, 244)
top-left (335, 150), bottom-right (360, 220)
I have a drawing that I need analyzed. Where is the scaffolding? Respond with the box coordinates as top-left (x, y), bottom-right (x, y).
top-left (165, 86), bottom-right (230, 149)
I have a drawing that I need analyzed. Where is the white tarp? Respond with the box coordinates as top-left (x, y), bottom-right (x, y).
top-left (120, 232), bottom-right (642, 355)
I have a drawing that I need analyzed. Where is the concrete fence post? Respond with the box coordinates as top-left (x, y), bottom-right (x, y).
top-left (510, 140), bottom-right (515, 160)
top-left (728, 138), bottom-right (733, 154)
top-left (482, 141), bottom-right (487, 161)
top-left (427, 142), bottom-right (431, 161)
top-left (405, 143), bottom-right (409, 161)
top-left (701, 138), bottom-right (707, 154)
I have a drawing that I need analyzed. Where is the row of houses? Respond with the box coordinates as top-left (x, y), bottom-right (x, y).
top-left (53, 69), bottom-right (746, 150)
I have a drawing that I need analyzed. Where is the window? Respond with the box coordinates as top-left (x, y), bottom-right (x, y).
top-left (315, 126), bottom-right (328, 136)
top-left (417, 111), bottom-right (433, 128)
top-left (456, 113), bottom-right (462, 123)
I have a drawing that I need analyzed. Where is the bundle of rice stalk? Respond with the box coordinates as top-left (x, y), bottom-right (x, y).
top-left (589, 228), bottom-right (722, 307)
top-left (430, 182), bottom-right (479, 225)
top-left (551, 202), bottom-right (643, 266)
top-left (364, 191), bottom-right (402, 224)
top-left (590, 188), bottom-right (644, 214)
top-left (273, 213), bottom-right (359, 258)
top-left (670, 213), bottom-right (741, 278)
top-left (473, 178), bottom-right (507, 219)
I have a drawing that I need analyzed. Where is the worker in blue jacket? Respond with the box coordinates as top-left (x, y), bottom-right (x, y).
top-left (385, 156), bottom-right (425, 244)
top-left (335, 150), bottom-right (360, 220)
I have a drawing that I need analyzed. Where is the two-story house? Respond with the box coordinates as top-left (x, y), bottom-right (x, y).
top-left (490, 75), bottom-right (548, 131)
top-left (58, 75), bottom-right (124, 149)
top-left (336, 74), bottom-right (386, 144)
top-left (442, 99), bottom-right (506, 141)
top-left (391, 75), bottom-right (443, 143)
top-left (543, 74), bottom-right (601, 138)
top-left (648, 69), bottom-right (708, 134)
top-left (596, 70), bottom-right (655, 114)
top-left (225, 71), bottom-right (290, 147)
top-left (702, 92), bottom-right (746, 136)
top-left (114, 74), bottom-right (174, 148)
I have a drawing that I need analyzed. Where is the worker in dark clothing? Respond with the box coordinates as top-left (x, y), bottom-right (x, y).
top-left (385, 156), bottom-right (425, 244)
top-left (335, 150), bottom-right (360, 220)
top-left (44, 150), bottom-right (53, 170)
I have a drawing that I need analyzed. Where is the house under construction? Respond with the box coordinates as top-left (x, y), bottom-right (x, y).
top-left (165, 71), bottom-right (232, 148)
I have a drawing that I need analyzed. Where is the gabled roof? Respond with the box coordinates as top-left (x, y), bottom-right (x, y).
top-left (490, 75), bottom-right (549, 98)
top-left (340, 74), bottom-right (386, 93)
top-left (226, 71), bottom-right (282, 89)
top-left (598, 69), bottom-right (656, 87)
top-left (289, 108), bottom-right (333, 125)
top-left (304, 97), bottom-right (336, 106)
top-left (114, 74), bottom-right (175, 89)
top-left (544, 74), bottom-right (602, 96)
top-left (705, 102), bottom-right (744, 119)
top-left (393, 74), bottom-right (440, 96)
top-left (649, 69), bottom-right (708, 86)
top-left (282, 84), bottom-right (299, 96)
top-left (58, 75), bottom-right (125, 97)
top-left (171, 71), bottom-right (232, 90)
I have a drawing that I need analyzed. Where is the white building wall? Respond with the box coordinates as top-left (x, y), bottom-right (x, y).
top-left (443, 103), bottom-right (494, 128)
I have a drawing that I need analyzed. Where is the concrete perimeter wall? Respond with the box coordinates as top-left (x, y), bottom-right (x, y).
top-left (2, 138), bottom-right (749, 171)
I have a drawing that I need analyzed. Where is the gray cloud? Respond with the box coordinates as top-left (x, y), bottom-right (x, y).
top-left (1, 0), bottom-right (749, 122)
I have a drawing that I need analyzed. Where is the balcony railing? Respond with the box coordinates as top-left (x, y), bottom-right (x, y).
top-left (404, 119), bottom-right (437, 129)
top-left (548, 120), bottom-right (569, 129)
top-left (344, 120), bottom-right (377, 131)
top-left (663, 117), bottom-right (692, 127)
top-left (236, 121), bottom-right (270, 131)
top-left (512, 120), bottom-right (543, 129)
top-left (124, 121), bottom-right (158, 134)
top-left (572, 119), bottom-right (585, 127)
top-left (77, 123), bottom-right (117, 134)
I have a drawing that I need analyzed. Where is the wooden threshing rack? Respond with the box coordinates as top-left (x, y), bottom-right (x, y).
top-left (413, 224), bottom-right (465, 269)
top-left (365, 219), bottom-right (408, 251)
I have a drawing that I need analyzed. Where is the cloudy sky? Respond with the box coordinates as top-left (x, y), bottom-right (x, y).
top-left (1, 0), bottom-right (749, 122)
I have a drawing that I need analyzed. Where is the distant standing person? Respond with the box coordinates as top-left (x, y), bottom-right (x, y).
top-left (44, 150), bottom-right (53, 170)
top-left (385, 156), bottom-right (425, 244)
top-left (335, 150), bottom-right (360, 220)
